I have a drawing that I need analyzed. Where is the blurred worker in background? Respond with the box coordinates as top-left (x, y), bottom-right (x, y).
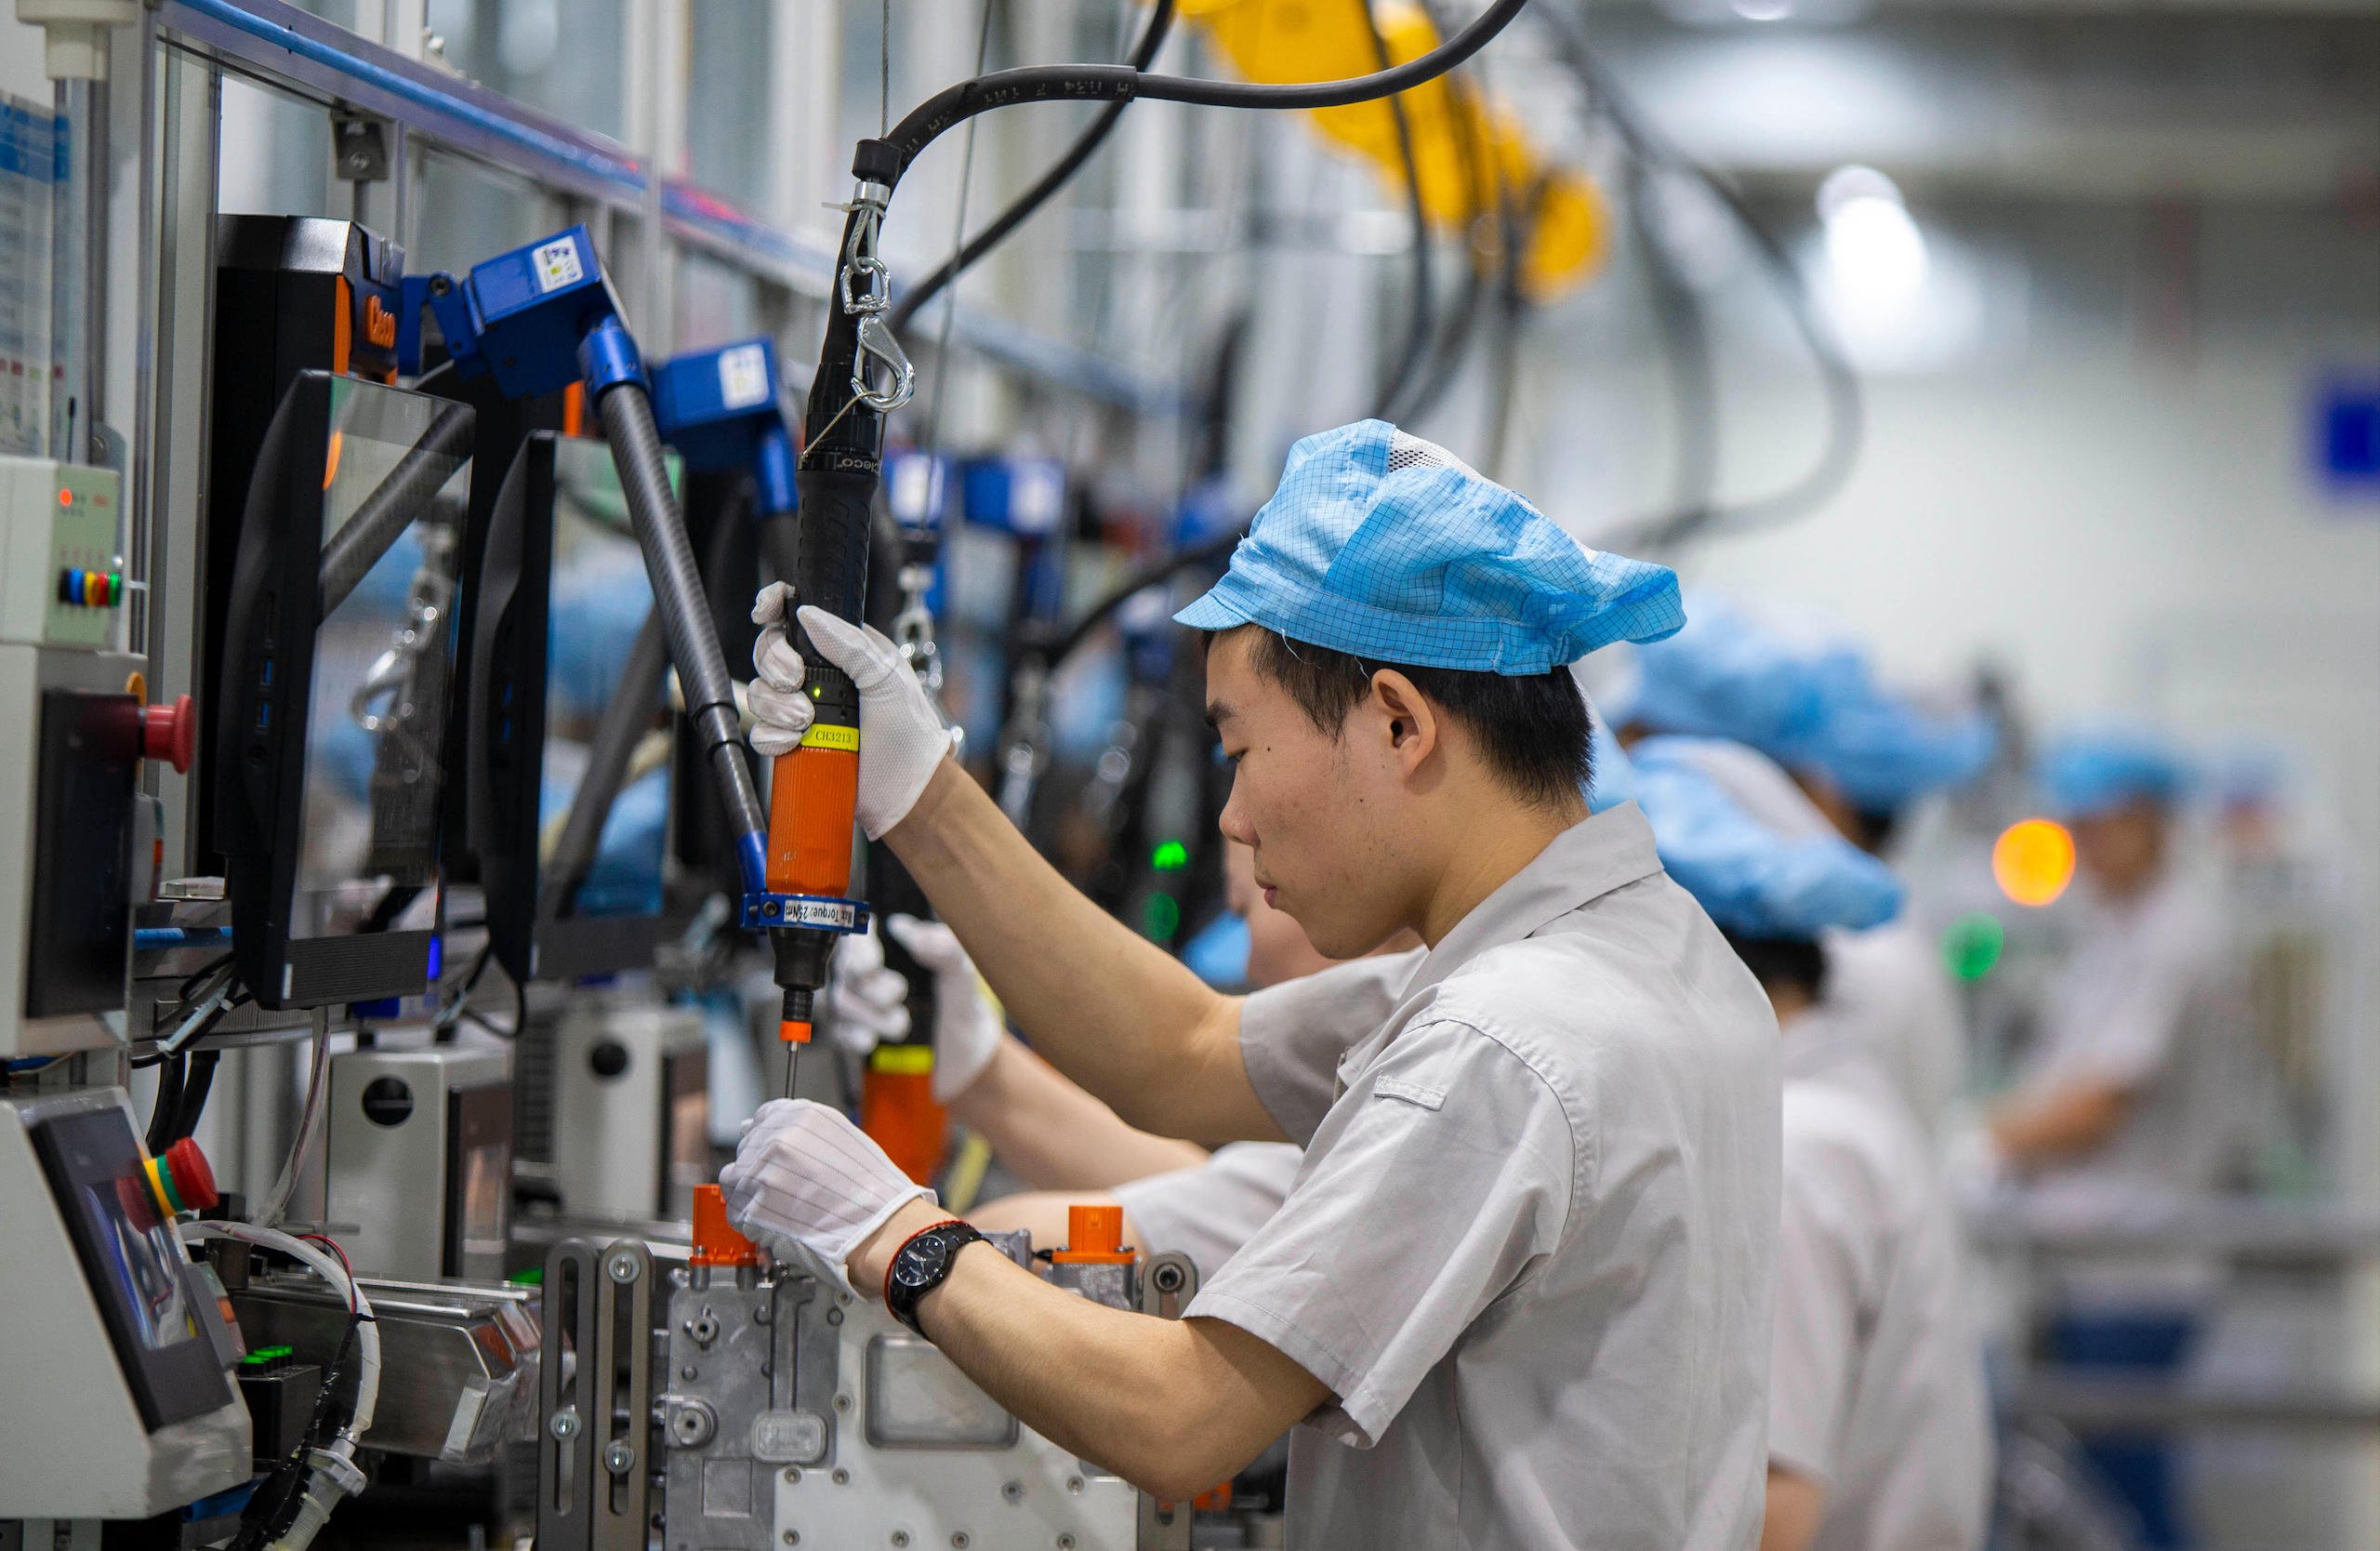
top-left (724, 421), bottom-right (1781, 1548)
top-left (1975, 723), bottom-right (2235, 1549)
top-left (1629, 737), bottom-right (1992, 1551)
top-left (1610, 598), bottom-right (1994, 1137)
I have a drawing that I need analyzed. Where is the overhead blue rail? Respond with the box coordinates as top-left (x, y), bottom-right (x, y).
top-left (160, 0), bottom-right (1183, 416)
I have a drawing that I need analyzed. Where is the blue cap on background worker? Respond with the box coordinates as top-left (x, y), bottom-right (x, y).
top-left (1610, 595), bottom-right (1994, 853)
top-left (2036, 721), bottom-right (2194, 903)
top-left (1610, 595), bottom-right (1988, 1135)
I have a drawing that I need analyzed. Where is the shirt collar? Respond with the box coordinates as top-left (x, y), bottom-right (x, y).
top-left (1399, 802), bottom-right (1668, 1001)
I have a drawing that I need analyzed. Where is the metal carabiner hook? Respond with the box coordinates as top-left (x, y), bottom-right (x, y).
top-left (853, 312), bottom-right (916, 413)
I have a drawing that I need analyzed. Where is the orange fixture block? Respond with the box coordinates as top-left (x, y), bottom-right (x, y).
top-left (1051, 1202), bottom-right (1135, 1266)
top-left (690, 1183), bottom-right (762, 1268)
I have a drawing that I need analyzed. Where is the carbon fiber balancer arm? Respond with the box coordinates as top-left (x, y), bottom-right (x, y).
top-left (594, 372), bottom-right (771, 887)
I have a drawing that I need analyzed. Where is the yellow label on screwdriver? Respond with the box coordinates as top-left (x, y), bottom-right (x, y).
top-left (869, 1044), bottom-right (934, 1076)
top-left (800, 723), bottom-right (860, 752)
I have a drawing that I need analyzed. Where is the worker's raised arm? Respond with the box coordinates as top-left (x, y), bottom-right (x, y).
top-left (886, 760), bottom-right (1275, 1143)
top-left (748, 598), bottom-right (1280, 1145)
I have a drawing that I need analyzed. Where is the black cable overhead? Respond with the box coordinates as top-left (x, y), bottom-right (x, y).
top-left (853, 0), bottom-right (1531, 189)
top-left (888, 0), bottom-right (1179, 337)
top-left (1530, 2), bottom-right (1862, 550)
top-left (1380, 54), bottom-right (1499, 427)
top-left (1359, 0), bottom-right (1435, 422)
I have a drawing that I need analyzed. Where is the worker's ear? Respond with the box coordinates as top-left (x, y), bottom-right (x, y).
top-left (1367, 669), bottom-right (1441, 781)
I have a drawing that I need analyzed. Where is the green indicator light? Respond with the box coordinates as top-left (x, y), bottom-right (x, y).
top-left (241, 1344), bottom-right (297, 1366)
top-left (1942, 911), bottom-right (2005, 982)
top-left (1151, 839), bottom-right (1188, 871)
top-left (508, 1266), bottom-right (546, 1287)
top-left (1143, 894), bottom-right (1182, 942)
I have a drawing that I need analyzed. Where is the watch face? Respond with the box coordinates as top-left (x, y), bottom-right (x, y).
top-left (894, 1228), bottom-right (962, 1295)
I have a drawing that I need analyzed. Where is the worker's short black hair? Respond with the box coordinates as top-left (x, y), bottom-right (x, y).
top-left (1848, 805), bottom-right (1900, 855)
top-left (1721, 931), bottom-right (1829, 1001)
top-left (1210, 626), bottom-right (1592, 808)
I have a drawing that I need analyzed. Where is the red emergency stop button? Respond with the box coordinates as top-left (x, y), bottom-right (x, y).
top-left (164, 1137), bottom-right (219, 1213)
top-left (143, 694), bottom-right (196, 774)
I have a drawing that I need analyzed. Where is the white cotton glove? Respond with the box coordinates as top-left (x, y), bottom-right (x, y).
top-left (747, 585), bottom-right (954, 838)
top-left (825, 916), bottom-right (1006, 1105)
top-left (719, 1097), bottom-right (935, 1296)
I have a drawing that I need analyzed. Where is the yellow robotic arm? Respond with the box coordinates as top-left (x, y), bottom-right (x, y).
top-left (1179, 0), bottom-right (1606, 299)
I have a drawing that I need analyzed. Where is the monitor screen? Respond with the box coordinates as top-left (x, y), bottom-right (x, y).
top-left (31, 1104), bottom-right (233, 1430)
top-left (296, 378), bottom-right (469, 943)
top-left (540, 436), bottom-right (673, 921)
top-left (215, 370), bottom-right (474, 1008)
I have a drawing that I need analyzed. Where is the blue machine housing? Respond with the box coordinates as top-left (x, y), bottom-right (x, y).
top-left (423, 226), bottom-right (641, 400)
top-left (650, 338), bottom-right (798, 517)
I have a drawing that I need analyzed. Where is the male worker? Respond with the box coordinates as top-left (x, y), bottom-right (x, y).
top-left (1611, 598), bottom-right (1992, 1136)
top-left (723, 421), bottom-right (1780, 1547)
top-left (1629, 737), bottom-right (1992, 1551)
top-left (1976, 724), bottom-right (2234, 1550)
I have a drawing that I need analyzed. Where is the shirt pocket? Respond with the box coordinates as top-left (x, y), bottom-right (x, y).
top-left (1371, 1075), bottom-right (1448, 1111)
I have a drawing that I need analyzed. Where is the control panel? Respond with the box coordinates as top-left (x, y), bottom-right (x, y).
top-left (0, 456), bottom-right (126, 649)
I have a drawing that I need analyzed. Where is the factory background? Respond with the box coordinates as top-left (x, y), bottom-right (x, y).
top-left (0, 2), bottom-right (2373, 1548)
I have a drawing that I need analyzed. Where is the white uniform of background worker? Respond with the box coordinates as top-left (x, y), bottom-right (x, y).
top-left (1971, 725), bottom-right (2233, 1551)
top-left (1628, 737), bottom-right (1992, 1551)
top-left (723, 420), bottom-right (1779, 1549)
top-left (1609, 598), bottom-right (1994, 1137)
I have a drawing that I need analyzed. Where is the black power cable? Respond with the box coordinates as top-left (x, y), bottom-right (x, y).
top-left (887, 0), bottom-right (1178, 337)
top-left (852, 0), bottom-right (1531, 188)
top-left (1530, 3), bottom-right (1862, 550)
top-left (1359, 0), bottom-right (1435, 421)
top-left (1382, 56), bottom-right (1501, 428)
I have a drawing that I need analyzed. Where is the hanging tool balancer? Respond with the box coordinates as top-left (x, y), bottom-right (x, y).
top-left (411, 232), bottom-right (871, 1084)
top-left (773, 182), bottom-right (915, 1092)
top-left (652, 327), bottom-right (895, 1087)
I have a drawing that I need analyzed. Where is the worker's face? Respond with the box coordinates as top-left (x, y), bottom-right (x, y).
top-left (2070, 798), bottom-right (2168, 900)
top-left (1207, 631), bottom-right (1417, 960)
top-left (1223, 840), bottom-right (1337, 989)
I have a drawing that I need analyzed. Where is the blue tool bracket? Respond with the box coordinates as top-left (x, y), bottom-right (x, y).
top-left (739, 894), bottom-right (872, 935)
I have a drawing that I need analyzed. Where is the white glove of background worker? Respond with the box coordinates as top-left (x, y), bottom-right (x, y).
top-left (748, 583), bottom-right (952, 838)
top-left (826, 915), bottom-right (1004, 1104)
top-left (719, 1097), bottom-right (935, 1296)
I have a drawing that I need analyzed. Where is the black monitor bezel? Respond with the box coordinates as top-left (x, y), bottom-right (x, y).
top-left (212, 369), bottom-right (469, 1009)
top-left (469, 431), bottom-right (669, 985)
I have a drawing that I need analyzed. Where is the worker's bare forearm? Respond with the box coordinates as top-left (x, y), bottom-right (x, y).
top-left (884, 762), bottom-right (1275, 1140)
top-left (1989, 1078), bottom-right (2136, 1166)
top-left (913, 1240), bottom-right (1325, 1501)
top-left (952, 1042), bottom-right (1211, 1188)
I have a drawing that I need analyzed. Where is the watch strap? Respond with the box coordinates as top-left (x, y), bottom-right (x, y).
top-left (884, 1220), bottom-right (984, 1336)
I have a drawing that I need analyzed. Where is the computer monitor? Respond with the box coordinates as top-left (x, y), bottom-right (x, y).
top-left (212, 370), bottom-right (473, 1009)
top-left (469, 432), bottom-right (678, 984)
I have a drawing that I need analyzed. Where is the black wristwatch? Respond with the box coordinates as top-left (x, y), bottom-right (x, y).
top-left (884, 1220), bottom-right (985, 1336)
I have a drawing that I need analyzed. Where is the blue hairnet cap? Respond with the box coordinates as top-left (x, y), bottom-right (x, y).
top-left (1630, 736), bottom-right (1904, 939)
top-left (1793, 684), bottom-right (1997, 813)
top-left (2038, 724), bottom-right (2192, 820)
top-left (1615, 597), bottom-right (1992, 812)
top-left (1174, 420), bottom-right (1684, 672)
top-left (1609, 597), bottom-right (1839, 749)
